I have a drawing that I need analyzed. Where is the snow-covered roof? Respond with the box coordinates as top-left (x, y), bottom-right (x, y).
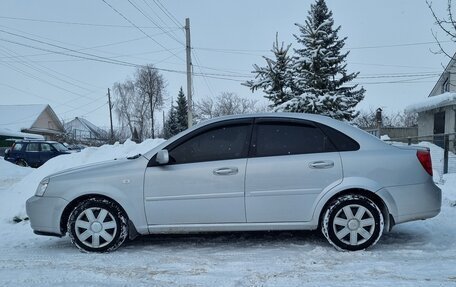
top-left (0, 104), bottom-right (48, 131)
top-left (0, 128), bottom-right (44, 139)
top-left (405, 92), bottom-right (456, 113)
top-left (65, 117), bottom-right (102, 137)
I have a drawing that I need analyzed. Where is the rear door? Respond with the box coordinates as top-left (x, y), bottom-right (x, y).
top-left (40, 143), bottom-right (56, 164)
top-left (24, 143), bottom-right (41, 167)
top-left (245, 118), bottom-right (343, 223)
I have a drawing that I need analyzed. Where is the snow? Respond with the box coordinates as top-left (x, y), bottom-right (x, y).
top-left (0, 128), bottom-right (44, 139)
top-left (0, 139), bottom-right (165, 222)
top-left (405, 92), bottom-right (456, 113)
top-left (0, 104), bottom-right (48, 131)
top-left (0, 139), bottom-right (456, 286)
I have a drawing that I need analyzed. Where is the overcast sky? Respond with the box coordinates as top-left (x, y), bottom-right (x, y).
top-left (0, 0), bottom-right (454, 127)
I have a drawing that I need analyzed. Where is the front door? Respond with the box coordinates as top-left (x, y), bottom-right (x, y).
top-left (144, 119), bottom-right (253, 225)
top-left (245, 118), bottom-right (343, 223)
top-left (434, 111), bottom-right (445, 148)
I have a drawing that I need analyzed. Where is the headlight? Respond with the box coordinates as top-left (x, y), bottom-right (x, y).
top-left (35, 178), bottom-right (50, 197)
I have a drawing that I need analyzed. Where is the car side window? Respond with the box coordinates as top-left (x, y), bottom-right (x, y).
top-left (317, 123), bottom-right (360, 151)
top-left (25, 143), bottom-right (40, 152)
top-left (13, 143), bottom-right (23, 151)
top-left (168, 123), bottom-right (252, 164)
top-left (41, 143), bottom-right (52, 152)
top-left (254, 121), bottom-right (336, 157)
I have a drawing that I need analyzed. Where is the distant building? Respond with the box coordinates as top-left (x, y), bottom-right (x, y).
top-left (64, 117), bottom-right (106, 143)
top-left (406, 54), bottom-right (456, 149)
top-left (0, 104), bottom-right (64, 147)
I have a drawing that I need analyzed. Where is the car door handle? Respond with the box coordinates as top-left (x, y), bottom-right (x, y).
top-left (213, 167), bottom-right (239, 176)
top-left (309, 160), bottom-right (334, 169)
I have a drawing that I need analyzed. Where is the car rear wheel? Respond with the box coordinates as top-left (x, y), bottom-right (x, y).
top-left (67, 198), bottom-right (128, 252)
top-left (322, 194), bottom-right (384, 251)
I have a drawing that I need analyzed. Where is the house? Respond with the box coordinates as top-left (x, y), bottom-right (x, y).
top-left (0, 104), bottom-right (64, 147)
top-left (64, 117), bottom-right (106, 143)
top-left (406, 55), bottom-right (456, 149)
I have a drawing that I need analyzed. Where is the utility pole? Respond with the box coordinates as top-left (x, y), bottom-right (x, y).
top-left (185, 18), bottom-right (193, 128)
top-left (107, 88), bottom-right (114, 144)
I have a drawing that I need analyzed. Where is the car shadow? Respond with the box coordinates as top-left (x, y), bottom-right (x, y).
top-left (123, 230), bottom-right (329, 250)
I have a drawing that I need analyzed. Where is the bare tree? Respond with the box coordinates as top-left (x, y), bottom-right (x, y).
top-left (427, 0), bottom-right (456, 59)
top-left (352, 109), bottom-right (417, 128)
top-left (135, 64), bottom-right (165, 139)
top-left (194, 92), bottom-right (264, 121)
top-left (113, 80), bottom-right (149, 141)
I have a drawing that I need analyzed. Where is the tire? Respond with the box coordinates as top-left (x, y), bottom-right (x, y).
top-left (16, 159), bottom-right (28, 167)
top-left (322, 194), bottom-right (384, 251)
top-left (67, 198), bottom-right (128, 253)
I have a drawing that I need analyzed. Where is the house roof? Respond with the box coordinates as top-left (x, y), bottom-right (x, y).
top-left (428, 52), bottom-right (456, 97)
top-left (406, 92), bottom-right (456, 113)
top-left (0, 104), bottom-right (63, 135)
top-left (65, 117), bottom-right (102, 137)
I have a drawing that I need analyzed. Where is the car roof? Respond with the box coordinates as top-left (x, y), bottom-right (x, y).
top-left (143, 112), bottom-right (390, 159)
top-left (14, 140), bottom-right (59, 144)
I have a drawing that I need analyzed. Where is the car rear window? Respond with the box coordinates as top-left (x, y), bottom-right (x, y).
top-left (317, 123), bottom-right (360, 151)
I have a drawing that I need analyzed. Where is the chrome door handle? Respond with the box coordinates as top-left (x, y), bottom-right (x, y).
top-left (309, 161), bottom-right (334, 169)
top-left (213, 167), bottom-right (238, 176)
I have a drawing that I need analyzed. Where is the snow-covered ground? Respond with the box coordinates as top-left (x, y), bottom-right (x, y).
top-left (0, 140), bottom-right (455, 286)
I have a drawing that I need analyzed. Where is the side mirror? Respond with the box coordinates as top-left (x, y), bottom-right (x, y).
top-left (4, 148), bottom-right (10, 156)
top-left (156, 149), bottom-right (169, 165)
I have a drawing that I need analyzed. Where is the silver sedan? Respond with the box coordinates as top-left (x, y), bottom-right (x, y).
top-left (26, 113), bottom-right (441, 252)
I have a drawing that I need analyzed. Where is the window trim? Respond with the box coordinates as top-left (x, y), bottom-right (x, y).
top-left (148, 118), bottom-right (254, 167)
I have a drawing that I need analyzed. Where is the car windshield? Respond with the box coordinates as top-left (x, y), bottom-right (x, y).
top-left (52, 143), bottom-right (69, 152)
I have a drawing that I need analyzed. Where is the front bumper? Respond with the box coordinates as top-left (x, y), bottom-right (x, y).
top-left (26, 196), bottom-right (69, 236)
top-left (377, 179), bottom-right (442, 225)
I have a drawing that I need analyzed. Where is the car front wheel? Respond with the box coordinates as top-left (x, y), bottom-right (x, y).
top-left (322, 194), bottom-right (384, 251)
top-left (67, 198), bottom-right (128, 252)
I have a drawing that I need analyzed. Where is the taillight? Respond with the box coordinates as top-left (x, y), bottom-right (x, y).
top-left (417, 150), bottom-right (433, 176)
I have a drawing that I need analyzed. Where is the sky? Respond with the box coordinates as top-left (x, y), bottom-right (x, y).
top-left (0, 0), bottom-right (455, 129)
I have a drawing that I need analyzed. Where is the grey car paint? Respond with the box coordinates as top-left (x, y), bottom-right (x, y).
top-left (26, 113), bottom-right (441, 246)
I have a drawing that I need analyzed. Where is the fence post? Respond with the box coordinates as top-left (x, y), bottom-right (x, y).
top-left (444, 134), bottom-right (449, 174)
top-left (407, 137), bottom-right (412, 146)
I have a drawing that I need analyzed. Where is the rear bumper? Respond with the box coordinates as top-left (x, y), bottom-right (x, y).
top-left (26, 196), bottom-right (69, 236)
top-left (377, 179), bottom-right (442, 225)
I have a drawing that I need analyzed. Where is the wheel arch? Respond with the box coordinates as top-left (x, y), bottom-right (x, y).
top-left (60, 194), bottom-right (131, 235)
top-left (317, 188), bottom-right (394, 232)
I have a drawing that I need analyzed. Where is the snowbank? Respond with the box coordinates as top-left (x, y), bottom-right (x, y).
top-left (0, 139), bottom-right (164, 222)
top-left (0, 159), bottom-right (33, 189)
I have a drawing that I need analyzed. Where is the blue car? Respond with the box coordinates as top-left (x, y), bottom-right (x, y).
top-left (4, 140), bottom-right (71, 168)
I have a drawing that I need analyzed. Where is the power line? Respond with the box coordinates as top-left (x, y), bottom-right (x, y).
top-left (192, 50), bottom-right (216, 98)
top-left (101, 0), bottom-right (184, 62)
top-left (0, 15), bottom-right (180, 29)
top-left (127, 0), bottom-right (184, 46)
top-left (153, 0), bottom-right (183, 28)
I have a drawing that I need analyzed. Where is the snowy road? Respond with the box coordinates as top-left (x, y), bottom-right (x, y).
top-left (0, 196), bottom-right (455, 287)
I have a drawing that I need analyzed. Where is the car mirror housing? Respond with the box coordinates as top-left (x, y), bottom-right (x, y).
top-left (4, 148), bottom-right (10, 155)
top-left (156, 149), bottom-right (169, 165)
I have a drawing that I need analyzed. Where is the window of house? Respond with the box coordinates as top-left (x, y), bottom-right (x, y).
top-left (443, 78), bottom-right (450, 93)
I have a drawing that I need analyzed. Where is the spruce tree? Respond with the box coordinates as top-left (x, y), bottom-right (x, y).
top-left (175, 87), bottom-right (188, 132)
top-left (243, 33), bottom-right (294, 108)
top-left (286, 0), bottom-right (364, 120)
top-left (164, 105), bottom-right (180, 139)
